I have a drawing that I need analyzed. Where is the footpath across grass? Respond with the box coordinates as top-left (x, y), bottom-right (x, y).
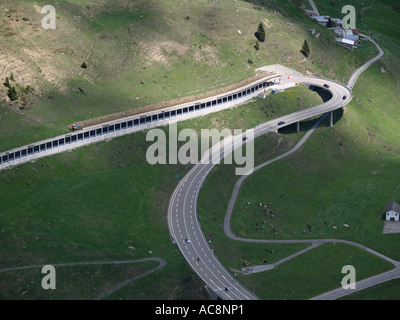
top-left (0, 260), bottom-right (160, 300)
top-left (340, 278), bottom-right (400, 300)
top-left (236, 242), bottom-right (393, 300)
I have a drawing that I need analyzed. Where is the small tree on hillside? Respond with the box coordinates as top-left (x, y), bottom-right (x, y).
top-left (3, 76), bottom-right (10, 88)
top-left (255, 22), bottom-right (266, 42)
top-left (7, 85), bottom-right (18, 101)
top-left (302, 39), bottom-right (310, 57)
top-left (327, 17), bottom-right (337, 28)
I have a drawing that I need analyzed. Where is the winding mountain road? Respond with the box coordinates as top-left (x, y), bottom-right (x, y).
top-left (0, 32), bottom-right (389, 300)
top-left (168, 35), bottom-right (394, 300)
top-left (168, 78), bottom-right (351, 300)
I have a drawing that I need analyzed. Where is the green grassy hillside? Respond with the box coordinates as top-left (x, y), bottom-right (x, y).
top-left (198, 0), bottom-right (400, 299)
top-left (1, 0), bottom-right (399, 300)
top-left (0, 85), bottom-right (323, 300)
top-left (0, 0), bottom-right (377, 151)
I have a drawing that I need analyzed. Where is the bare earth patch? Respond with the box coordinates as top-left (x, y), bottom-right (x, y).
top-left (193, 44), bottom-right (218, 65)
top-left (140, 41), bottom-right (188, 64)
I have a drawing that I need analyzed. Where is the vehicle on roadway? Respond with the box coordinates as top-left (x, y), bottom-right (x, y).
top-left (72, 124), bottom-right (83, 132)
top-left (342, 95), bottom-right (347, 99)
top-left (278, 121), bottom-right (285, 126)
top-left (242, 136), bottom-right (247, 141)
top-left (323, 84), bottom-right (330, 88)
top-left (185, 238), bottom-right (191, 243)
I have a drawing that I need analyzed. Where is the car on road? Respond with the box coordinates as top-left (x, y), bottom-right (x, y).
top-left (323, 84), bottom-right (330, 88)
top-left (278, 121), bottom-right (285, 126)
top-left (242, 136), bottom-right (247, 141)
top-left (342, 95), bottom-right (347, 99)
top-left (185, 238), bottom-right (191, 243)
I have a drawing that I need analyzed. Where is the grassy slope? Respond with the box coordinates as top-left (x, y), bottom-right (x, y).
top-left (0, 86), bottom-right (322, 300)
top-left (197, 0), bottom-right (400, 299)
top-left (340, 278), bottom-right (400, 300)
top-left (0, 0), bottom-right (377, 151)
top-left (228, 0), bottom-right (400, 257)
top-left (236, 242), bottom-right (392, 300)
top-left (0, 261), bottom-right (160, 300)
top-left (1, 0), bottom-right (398, 300)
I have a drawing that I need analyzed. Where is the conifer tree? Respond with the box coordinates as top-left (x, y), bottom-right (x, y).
top-left (4, 76), bottom-right (10, 88)
top-left (327, 17), bottom-right (337, 28)
top-left (302, 39), bottom-right (310, 57)
top-left (7, 86), bottom-right (18, 101)
top-left (255, 22), bottom-right (266, 42)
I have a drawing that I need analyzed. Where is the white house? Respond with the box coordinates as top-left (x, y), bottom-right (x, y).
top-left (343, 29), bottom-right (354, 37)
top-left (311, 15), bottom-right (329, 26)
top-left (386, 202), bottom-right (400, 221)
top-left (343, 29), bottom-right (359, 42)
top-left (345, 35), bottom-right (360, 43)
top-left (336, 38), bottom-right (355, 50)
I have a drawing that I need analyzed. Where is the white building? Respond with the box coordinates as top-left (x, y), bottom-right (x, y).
top-left (386, 202), bottom-right (400, 221)
top-left (342, 29), bottom-right (359, 42)
top-left (311, 15), bottom-right (329, 26)
top-left (336, 37), bottom-right (355, 50)
top-left (343, 29), bottom-right (354, 37)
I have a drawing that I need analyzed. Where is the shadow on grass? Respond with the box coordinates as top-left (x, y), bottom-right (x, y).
top-left (308, 85), bottom-right (333, 102)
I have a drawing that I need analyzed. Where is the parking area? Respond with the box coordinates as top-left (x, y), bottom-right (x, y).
top-left (383, 221), bottom-right (400, 234)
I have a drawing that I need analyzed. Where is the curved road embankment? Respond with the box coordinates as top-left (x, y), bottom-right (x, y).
top-left (168, 78), bottom-right (352, 300)
top-left (169, 35), bottom-right (393, 300)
